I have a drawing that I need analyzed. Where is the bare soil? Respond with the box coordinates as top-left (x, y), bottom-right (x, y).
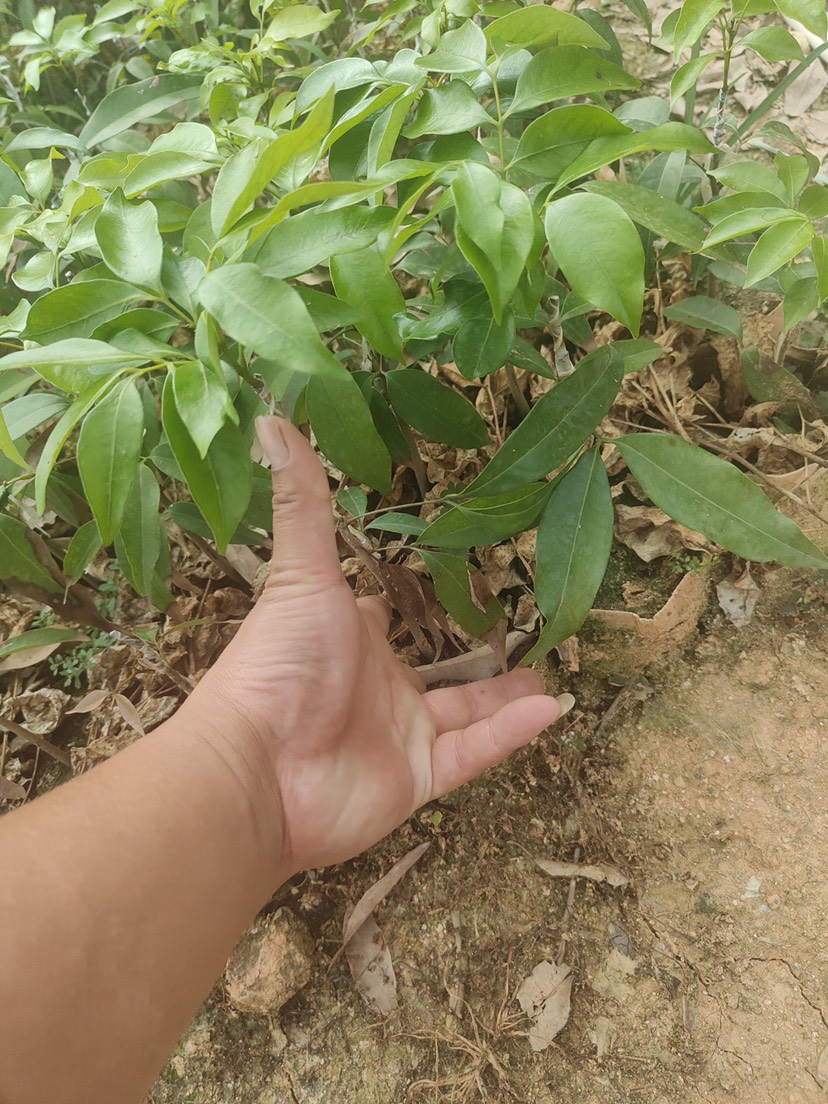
top-left (147, 540), bottom-right (828, 1104)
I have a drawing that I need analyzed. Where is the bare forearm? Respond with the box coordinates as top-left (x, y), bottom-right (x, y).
top-left (0, 704), bottom-right (283, 1104)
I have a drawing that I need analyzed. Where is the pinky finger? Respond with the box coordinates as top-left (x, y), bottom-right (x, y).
top-left (429, 695), bottom-right (562, 801)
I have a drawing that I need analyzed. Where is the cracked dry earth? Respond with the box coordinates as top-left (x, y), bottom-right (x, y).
top-left (151, 570), bottom-right (828, 1104)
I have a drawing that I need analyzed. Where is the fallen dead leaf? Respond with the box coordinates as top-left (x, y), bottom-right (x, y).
top-left (590, 569), bottom-right (707, 647)
top-left (338, 841), bottom-right (431, 957)
top-left (416, 630), bottom-right (528, 686)
top-left (343, 911), bottom-right (399, 1016)
top-left (113, 693), bottom-right (145, 737)
top-left (536, 859), bottom-right (630, 888)
top-left (515, 960), bottom-right (573, 1051)
top-left (716, 566), bottom-right (760, 628)
top-left (591, 949), bottom-right (637, 1004)
top-left (0, 776), bottom-right (26, 801)
top-left (615, 504), bottom-right (712, 563)
top-left (66, 688), bottom-right (110, 715)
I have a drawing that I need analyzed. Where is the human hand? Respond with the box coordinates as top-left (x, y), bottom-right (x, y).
top-left (187, 416), bottom-right (566, 882)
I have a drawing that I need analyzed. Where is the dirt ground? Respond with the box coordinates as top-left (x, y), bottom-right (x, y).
top-left (144, 531), bottom-right (828, 1104)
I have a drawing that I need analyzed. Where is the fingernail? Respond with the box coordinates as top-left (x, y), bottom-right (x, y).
top-left (256, 416), bottom-right (290, 470)
top-left (557, 693), bottom-right (575, 717)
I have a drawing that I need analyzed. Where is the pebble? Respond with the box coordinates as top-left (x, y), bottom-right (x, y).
top-left (225, 908), bottom-right (314, 1015)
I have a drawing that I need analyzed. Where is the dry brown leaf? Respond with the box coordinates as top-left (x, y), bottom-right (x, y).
top-left (784, 56), bottom-right (828, 116)
top-left (555, 636), bottom-right (580, 672)
top-left (716, 566), bottom-right (760, 628)
top-left (0, 631), bottom-right (89, 673)
top-left (590, 569), bottom-right (707, 646)
top-left (591, 949), bottom-right (637, 1004)
top-left (66, 688), bottom-right (110, 715)
top-left (516, 961), bottom-right (573, 1051)
top-left (224, 545), bottom-right (264, 587)
top-left (343, 911), bottom-right (398, 1016)
top-left (535, 859), bottom-right (630, 888)
top-left (817, 1040), bottom-right (828, 1090)
top-left (415, 630), bottom-right (528, 686)
top-left (113, 693), bottom-right (145, 737)
top-left (0, 776), bottom-right (26, 801)
top-left (615, 505), bottom-right (712, 563)
top-left (340, 841), bottom-right (431, 951)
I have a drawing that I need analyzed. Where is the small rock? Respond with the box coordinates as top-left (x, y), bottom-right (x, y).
top-left (225, 908), bottom-right (313, 1014)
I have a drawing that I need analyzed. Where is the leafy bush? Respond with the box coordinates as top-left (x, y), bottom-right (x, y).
top-left (1, 0), bottom-right (827, 663)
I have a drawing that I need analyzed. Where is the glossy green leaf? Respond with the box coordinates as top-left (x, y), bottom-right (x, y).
top-left (365, 512), bottom-right (428, 536)
top-left (419, 550), bottom-right (506, 636)
top-left (580, 180), bottom-right (706, 250)
top-left (114, 462), bottom-right (161, 596)
top-left (453, 309), bottom-right (516, 380)
top-left (0, 515), bottom-right (62, 593)
top-left (295, 58), bottom-right (379, 112)
top-left (171, 360), bottom-right (237, 459)
top-left (741, 26), bottom-right (804, 61)
top-left (740, 346), bottom-right (813, 406)
top-left (512, 103), bottom-right (630, 180)
top-left (452, 163), bottom-right (535, 324)
top-left (95, 188), bottom-right (163, 291)
top-left (0, 403), bottom-right (26, 467)
top-left (775, 0), bottom-right (826, 38)
top-left (306, 373), bottom-right (391, 492)
top-left (0, 339), bottom-right (148, 394)
top-left (617, 433), bottom-right (828, 569)
top-left (263, 4), bottom-right (339, 39)
top-left (404, 81), bottom-right (492, 138)
top-left (554, 123), bottom-right (715, 191)
top-left (546, 193), bottom-right (644, 335)
top-left (775, 153), bottom-right (810, 203)
top-left (211, 88), bottom-right (334, 238)
top-left (64, 520), bottom-right (102, 583)
top-left (672, 0), bottom-right (724, 55)
top-left (746, 219), bottom-right (814, 286)
top-left (704, 208), bottom-right (805, 247)
top-left (484, 5), bottom-right (607, 48)
top-left (509, 46), bottom-right (639, 114)
top-left (523, 448), bottom-right (613, 662)
top-left (79, 74), bottom-right (204, 148)
top-left (77, 379), bottom-right (145, 545)
top-left (296, 288), bottom-right (360, 332)
top-left (799, 184), bottom-right (828, 219)
top-left (34, 378), bottom-right (115, 513)
top-left (252, 205), bottom-right (394, 278)
top-left (330, 243), bottom-right (406, 360)
top-left (615, 338), bottom-right (663, 375)
top-left (386, 368), bottom-right (489, 448)
top-left (0, 626), bottom-right (88, 660)
top-left (663, 296), bottom-right (743, 340)
top-left (22, 281), bottom-right (145, 345)
top-left (162, 378), bottom-right (252, 553)
top-left (415, 21), bottom-right (487, 73)
top-left (783, 274), bottom-right (819, 329)
top-left (418, 483), bottom-right (553, 548)
top-left (336, 486), bottom-right (368, 518)
top-left (812, 236), bottom-right (828, 300)
top-left (670, 54), bottom-right (717, 105)
top-left (198, 264), bottom-right (344, 377)
top-left (710, 161), bottom-right (787, 201)
top-left (468, 345), bottom-right (622, 496)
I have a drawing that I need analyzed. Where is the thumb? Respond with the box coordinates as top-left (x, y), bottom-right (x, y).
top-left (256, 416), bottom-right (343, 588)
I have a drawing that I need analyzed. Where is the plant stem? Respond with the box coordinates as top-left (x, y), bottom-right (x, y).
top-left (490, 72), bottom-right (507, 176)
top-left (399, 421), bottom-right (430, 496)
top-left (505, 363), bottom-right (530, 419)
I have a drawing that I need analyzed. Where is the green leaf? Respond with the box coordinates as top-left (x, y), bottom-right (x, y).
top-left (746, 219), bottom-right (814, 286)
top-left (453, 310), bottom-right (516, 380)
top-left (710, 161), bottom-right (787, 202)
top-left (740, 346), bottom-right (813, 406)
top-left (365, 512), bottom-right (428, 536)
top-left (252, 205), bottom-right (394, 278)
top-left (95, 188), bottom-right (163, 291)
top-left (703, 208), bottom-right (805, 248)
top-left (783, 274), bottom-right (819, 329)
top-left (523, 448), bottom-right (613, 662)
top-left (670, 54), bottom-right (718, 105)
top-left (6, 128), bottom-right (87, 153)
top-left (775, 0), bottom-right (826, 38)
top-left (419, 550), bottom-right (506, 637)
top-left (171, 360), bottom-right (237, 459)
top-left (509, 45), bottom-right (639, 114)
top-left (34, 378), bottom-right (115, 513)
top-left (799, 184), bottom-right (828, 219)
top-left (512, 103), bottom-right (630, 180)
top-left (617, 433), bottom-right (828, 569)
top-left (386, 368), bottom-right (489, 449)
top-left (546, 193), bottom-right (645, 335)
top-left (162, 378), bottom-right (252, 554)
top-left (580, 180), bottom-right (707, 251)
top-left (77, 379), bottom-right (145, 545)
top-left (741, 26), bottom-right (804, 61)
top-left (22, 281), bottom-right (145, 345)
top-left (295, 58), bottom-right (379, 112)
top-left (452, 163), bottom-right (535, 324)
top-left (672, 0), bottom-right (724, 56)
top-left (615, 338), bottom-right (663, 375)
top-left (0, 405), bottom-right (27, 467)
top-left (211, 88), bottom-right (334, 238)
top-left (79, 74), bottom-right (204, 148)
top-left (64, 520), bottom-right (102, 583)
top-left (663, 296), bottom-right (743, 340)
top-left (468, 345), bottom-right (623, 496)
top-left (775, 153), bottom-right (810, 203)
top-left (0, 339), bottom-right (148, 394)
top-left (484, 5), bottom-right (608, 48)
top-left (415, 21), bottom-right (487, 74)
top-left (296, 288), bottom-right (360, 332)
top-left (404, 82), bottom-right (493, 139)
top-left (263, 4), bottom-right (339, 39)
top-left (114, 462), bottom-right (161, 596)
top-left (198, 264), bottom-right (345, 377)
top-left (306, 373), bottom-right (391, 492)
top-left (336, 486), bottom-right (368, 518)
top-left (418, 483), bottom-right (553, 548)
top-left (813, 236), bottom-right (828, 301)
top-left (330, 243), bottom-right (406, 360)
top-left (0, 626), bottom-right (88, 660)
top-left (0, 514), bottom-right (62, 593)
